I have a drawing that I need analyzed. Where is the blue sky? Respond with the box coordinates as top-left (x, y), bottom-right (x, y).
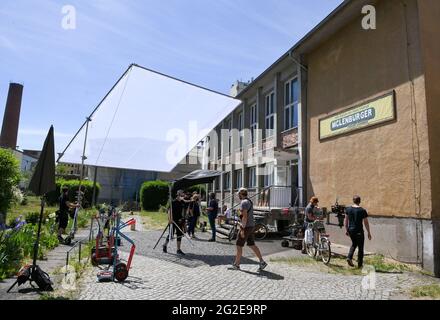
top-left (0, 0), bottom-right (342, 153)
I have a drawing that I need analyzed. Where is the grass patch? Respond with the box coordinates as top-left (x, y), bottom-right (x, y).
top-left (363, 255), bottom-right (412, 273)
top-left (271, 254), bottom-right (415, 276)
top-left (138, 211), bottom-right (169, 230)
top-left (410, 284), bottom-right (440, 299)
top-left (270, 256), bottom-right (320, 267)
top-left (8, 196), bottom-right (58, 222)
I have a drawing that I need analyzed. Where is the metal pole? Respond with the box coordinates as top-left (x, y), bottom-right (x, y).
top-left (78, 117), bottom-right (91, 200)
top-left (32, 197), bottom-right (45, 267)
top-left (92, 166), bottom-right (98, 207)
top-left (65, 252), bottom-right (69, 277)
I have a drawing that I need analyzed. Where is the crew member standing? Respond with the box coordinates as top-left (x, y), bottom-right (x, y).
top-left (163, 190), bottom-right (186, 255)
top-left (58, 186), bottom-right (79, 242)
top-left (206, 193), bottom-right (218, 242)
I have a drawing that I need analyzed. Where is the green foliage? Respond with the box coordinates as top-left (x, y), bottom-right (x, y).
top-left (411, 284), bottom-right (440, 299)
top-left (45, 179), bottom-right (101, 208)
top-left (0, 216), bottom-right (59, 280)
top-left (140, 180), bottom-right (170, 211)
top-left (0, 149), bottom-right (21, 218)
top-left (186, 185), bottom-right (206, 198)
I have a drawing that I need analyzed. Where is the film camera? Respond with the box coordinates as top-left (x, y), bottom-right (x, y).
top-left (331, 199), bottom-right (346, 228)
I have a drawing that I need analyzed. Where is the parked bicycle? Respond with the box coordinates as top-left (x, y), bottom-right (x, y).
top-left (303, 220), bottom-right (332, 265)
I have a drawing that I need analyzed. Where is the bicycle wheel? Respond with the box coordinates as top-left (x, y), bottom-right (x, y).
top-left (305, 240), bottom-right (316, 258)
top-left (320, 238), bottom-right (331, 265)
top-left (254, 223), bottom-right (268, 240)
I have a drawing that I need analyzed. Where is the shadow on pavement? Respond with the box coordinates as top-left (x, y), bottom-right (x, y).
top-left (236, 269), bottom-right (284, 281)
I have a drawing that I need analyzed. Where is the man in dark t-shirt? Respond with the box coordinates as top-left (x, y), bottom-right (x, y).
top-left (58, 186), bottom-right (79, 242)
top-left (163, 190), bottom-right (186, 255)
top-left (345, 195), bottom-right (372, 268)
top-left (206, 193), bottom-right (219, 242)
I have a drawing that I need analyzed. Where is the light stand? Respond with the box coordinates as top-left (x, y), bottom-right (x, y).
top-left (7, 197), bottom-right (53, 293)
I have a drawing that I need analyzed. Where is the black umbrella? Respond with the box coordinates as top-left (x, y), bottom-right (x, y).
top-left (7, 126), bottom-right (55, 293)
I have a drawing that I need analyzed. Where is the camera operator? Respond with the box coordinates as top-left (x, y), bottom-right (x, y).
top-left (163, 190), bottom-right (186, 255)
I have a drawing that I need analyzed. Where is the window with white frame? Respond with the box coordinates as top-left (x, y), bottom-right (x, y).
top-left (263, 163), bottom-right (274, 187)
top-left (235, 169), bottom-right (242, 189)
top-left (284, 78), bottom-right (299, 130)
top-left (250, 104), bottom-right (258, 144)
top-left (238, 112), bottom-right (244, 150)
top-left (265, 92), bottom-right (275, 136)
top-left (248, 166), bottom-right (257, 188)
top-left (225, 118), bottom-right (232, 154)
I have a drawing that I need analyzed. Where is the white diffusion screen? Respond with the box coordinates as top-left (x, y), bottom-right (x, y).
top-left (59, 65), bottom-right (241, 172)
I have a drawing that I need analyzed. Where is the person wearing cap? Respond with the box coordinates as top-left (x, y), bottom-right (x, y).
top-left (163, 190), bottom-right (186, 255)
top-left (233, 188), bottom-right (267, 271)
top-left (57, 186), bottom-right (79, 243)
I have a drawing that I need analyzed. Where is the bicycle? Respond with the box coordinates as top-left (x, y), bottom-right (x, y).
top-left (303, 220), bottom-right (332, 265)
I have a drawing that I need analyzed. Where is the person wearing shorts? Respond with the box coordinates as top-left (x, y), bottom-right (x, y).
top-left (233, 188), bottom-right (267, 271)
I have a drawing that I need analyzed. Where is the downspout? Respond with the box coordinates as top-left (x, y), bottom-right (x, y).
top-left (288, 51), bottom-right (308, 207)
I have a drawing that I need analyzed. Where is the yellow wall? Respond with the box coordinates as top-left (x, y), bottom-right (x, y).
top-left (417, 0), bottom-right (440, 219)
top-left (306, 0), bottom-right (432, 218)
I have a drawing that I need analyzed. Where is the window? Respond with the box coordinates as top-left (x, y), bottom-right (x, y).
top-left (250, 104), bottom-right (258, 144)
top-left (265, 92), bottom-right (275, 136)
top-left (284, 78), bottom-right (299, 130)
top-left (224, 119), bottom-right (232, 154)
top-left (223, 172), bottom-right (231, 190)
top-left (215, 177), bottom-right (220, 191)
top-left (238, 112), bottom-right (244, 150)
top-left (235, 169), bottom-right (242, 189)
top-left (248, 166), bottom-right (257, 188)
top-left (263, 163), bottom-right (274, 187)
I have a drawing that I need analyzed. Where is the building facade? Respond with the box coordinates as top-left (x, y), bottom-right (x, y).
top-left (202, 0), bottom-right (440, 276)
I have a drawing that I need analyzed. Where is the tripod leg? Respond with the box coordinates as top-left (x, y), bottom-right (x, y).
top-left (7, 280), bottom-right (18, 293)
top-left (173, 222), bottom-right (194, 247)
top-left (153, 224), bottom-right (170, 250)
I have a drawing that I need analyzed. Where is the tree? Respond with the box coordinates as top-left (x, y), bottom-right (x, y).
top-left (55, 164), bottom-right (69, 176)
top-left (0, 149), bottom-right (21, 224)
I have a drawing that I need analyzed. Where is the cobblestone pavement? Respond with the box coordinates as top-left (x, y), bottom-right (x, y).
top-left (77, 228), bottom-right (440, 300)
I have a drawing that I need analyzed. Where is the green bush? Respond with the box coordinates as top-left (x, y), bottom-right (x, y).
top-left (45, 179), bottom-right (100, 208)
top-left (0, 149), bottom-right (21, 223)
top-left (140, 181), bottom-right (170, 211)
top-left (186, 185), bottom-right (206, 199)
top-left (24, 211), bottom-right (51, 225)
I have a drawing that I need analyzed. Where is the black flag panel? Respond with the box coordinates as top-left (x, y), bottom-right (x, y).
top-left (28, 126), bottom-right (56, 196)
top-left (172, 169), bottom-right (222, 192)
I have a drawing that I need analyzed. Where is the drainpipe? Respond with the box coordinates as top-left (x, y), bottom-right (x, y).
top-left (288, 51), bottom-right (308, 207)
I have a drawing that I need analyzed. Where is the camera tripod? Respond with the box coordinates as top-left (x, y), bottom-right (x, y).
top-left (153, 221), bottom-right (194, 250)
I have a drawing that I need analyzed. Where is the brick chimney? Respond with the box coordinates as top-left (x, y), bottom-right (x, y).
top-left (0, 83), bottom-right (23, 149)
